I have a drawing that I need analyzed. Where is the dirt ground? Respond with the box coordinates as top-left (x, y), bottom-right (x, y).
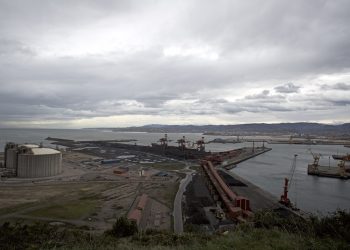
top-left (0, 150), bottom-right (183, 232)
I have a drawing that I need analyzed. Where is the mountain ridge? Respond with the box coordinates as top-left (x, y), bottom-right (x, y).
top-left (88, 122), bottom-right (350, 135)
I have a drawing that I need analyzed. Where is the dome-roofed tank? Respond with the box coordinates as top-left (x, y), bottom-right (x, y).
top-left (4, 143), bottom-right (62, 178)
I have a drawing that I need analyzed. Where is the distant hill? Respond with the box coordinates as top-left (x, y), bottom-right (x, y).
top-left (90, 123), bottom-right (350, 136)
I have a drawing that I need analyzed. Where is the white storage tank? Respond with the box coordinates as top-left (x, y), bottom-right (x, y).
top-left (17, 146), bottom-right (62, 178)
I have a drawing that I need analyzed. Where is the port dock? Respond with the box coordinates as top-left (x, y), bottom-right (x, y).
top-left (186, 146), bottom-right (279, 225)
top-left (206, 147), bottom-right (271, 168)
top-left (308, 165), bottom-right (349, 179)
top-left (222, 147), bottom-right (272, 167)
top-left (218, 169), bottom-right (280, 211)
top-left (183, 145), bottom-right (300, 230)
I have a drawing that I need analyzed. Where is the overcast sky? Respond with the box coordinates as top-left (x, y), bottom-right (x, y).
top-left (0, 0), bottom-right (349, 128)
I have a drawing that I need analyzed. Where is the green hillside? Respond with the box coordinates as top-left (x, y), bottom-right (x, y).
top-left (0, 210), bottom-right (349, 250)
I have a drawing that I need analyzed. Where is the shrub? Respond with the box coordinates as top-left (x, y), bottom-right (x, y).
top-left (254, 209), bottom-right (350, 243)
top-left (311, 210), bottom-right (350, 242)
top-left (107, 217), bottom-right (138, 238)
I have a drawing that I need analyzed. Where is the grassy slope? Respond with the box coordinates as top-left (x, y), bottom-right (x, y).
top-left (6, 228), bottom-right (346, 250)
top-left (1, 221), bottom-right (348, 250)
top-left (25, 199), bottom-right (97, 220)
top-left (1, 207), bottom-right (349, 250)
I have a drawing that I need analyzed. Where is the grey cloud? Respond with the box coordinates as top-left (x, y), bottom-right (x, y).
top-left (274, 83), bottom-right (300, 93)
top-left (0, 39), bottom-right (36, 56)
top-left (0, 0), bottom-right (349, 126)
top-left (329, 100), bottom-right (350, 106)
top-left (321, 82), bottom-right (350, 90)
top-left (243, 90), bottom-right (285, 104)
top-left (245, 90), bottom-right (270, 99)
top-left (134, 93), bottom-right (181, 108)
top-left (323, 97), bottom-right (350, 106)
top-left (291, 92), bottom-right (350, 112)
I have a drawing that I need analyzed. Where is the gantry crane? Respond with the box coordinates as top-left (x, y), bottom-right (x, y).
top-left (177, 136), bottom-right (189, 151)
top-left (158, 134), bottom-right (169, 147)
top-left (195, 137), bottom-right (205, 152)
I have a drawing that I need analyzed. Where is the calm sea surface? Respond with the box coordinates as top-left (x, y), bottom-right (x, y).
top-left (0, 128), bottom-right (349, 214)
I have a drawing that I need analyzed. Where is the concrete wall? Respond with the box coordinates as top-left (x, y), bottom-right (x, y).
top-left (17, 153), bottom-right (62, 178)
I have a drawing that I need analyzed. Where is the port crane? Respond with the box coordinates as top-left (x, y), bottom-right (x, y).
top-left (195, 137), bottom-right (205, 152)
top-left (308, 149), bottom-right (322, 171)
top-left (177, 136), bottom-right (190, 151)
top-left (279, 154), bottom-right (298, 210)
top-left (337, 155), bottom-right (350, 177)
top-left (158, 134), bottom-right (169, 147)
top-left (338, 160), bottom-right (346, 177)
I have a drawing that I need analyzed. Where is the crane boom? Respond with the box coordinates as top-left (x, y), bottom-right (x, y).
top-left (288, 154), bottom-right (298, 188)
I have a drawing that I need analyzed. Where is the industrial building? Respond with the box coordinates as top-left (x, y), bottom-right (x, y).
top-left (127, 194), bottom-right (149, 226)
top-left (4, 142), bottom-right (62, 178)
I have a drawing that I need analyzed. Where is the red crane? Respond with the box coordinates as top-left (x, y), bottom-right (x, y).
top-left (280, 154), bottom-right (298, 209)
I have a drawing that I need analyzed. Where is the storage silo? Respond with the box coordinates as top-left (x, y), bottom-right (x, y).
top-left (17, 145), bottom-right (62, 178)
top-left (4, 142), bottom-right (18, 171)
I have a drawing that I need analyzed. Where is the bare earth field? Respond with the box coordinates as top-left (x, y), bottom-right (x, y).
top-left (0, 150), bottom-right (184, 232)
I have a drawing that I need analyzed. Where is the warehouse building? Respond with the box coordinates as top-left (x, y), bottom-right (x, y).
top-left (4, 143), bottom-right (62, 178)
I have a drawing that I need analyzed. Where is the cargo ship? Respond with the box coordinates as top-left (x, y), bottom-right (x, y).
top-left (332, 154), bottom-right (350, 161)
top-left (307, 163), bottom-right (349, 179)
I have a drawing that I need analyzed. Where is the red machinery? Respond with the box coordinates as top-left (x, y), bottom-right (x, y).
top-left (279, 154), bottom-right (298, 210)
top-left (201, 160), bottom-right (253, 221)
top-left (279, 178), bottom-right (291, 206)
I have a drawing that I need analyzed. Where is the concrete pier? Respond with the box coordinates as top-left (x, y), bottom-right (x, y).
top-left (221, 147), bottom-right (272, 168)
top-left (308, 165), bottom-right (349, 179)
top-left (219, 169), bottom-right (280, 211)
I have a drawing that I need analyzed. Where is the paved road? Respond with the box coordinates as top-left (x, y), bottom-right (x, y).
top-left (173, 163), bottom-right (194, 234)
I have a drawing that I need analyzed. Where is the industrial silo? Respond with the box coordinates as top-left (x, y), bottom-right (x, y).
top-left (17, 145), bottom-right (62, 178)
top-left (4, 142), bottom-right (18, 171)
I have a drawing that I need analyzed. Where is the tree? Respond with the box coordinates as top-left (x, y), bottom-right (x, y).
top-left (109, 217), bottom-right (138, 238)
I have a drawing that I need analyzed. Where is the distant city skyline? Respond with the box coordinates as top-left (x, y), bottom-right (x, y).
top-left (0, 0), bottom-right (349, 128)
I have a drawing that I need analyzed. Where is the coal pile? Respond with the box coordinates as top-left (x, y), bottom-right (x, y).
top-left (218, 170), bottom-right (247, 187)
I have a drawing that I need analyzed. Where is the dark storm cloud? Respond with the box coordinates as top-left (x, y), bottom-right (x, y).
top-left (0, 0), bottom-right (350, 126)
